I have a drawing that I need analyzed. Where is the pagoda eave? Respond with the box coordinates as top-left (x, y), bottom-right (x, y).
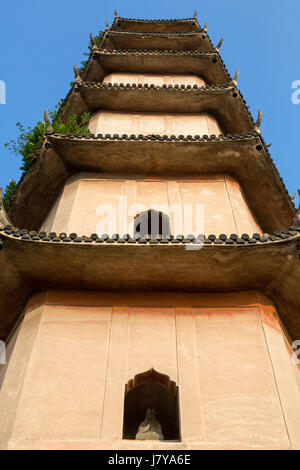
top-left (0, 229), bottom-right (299, 341)
top-left (111, 17), bottom-right (202, 33)
top-left (7, 144), bottom-right (70, 232)
top-left (82, 50), bottom-right (230, 85)
top-left (68, 82), bottom-right (252, 134)
top-left (7, 134), bottom-right (294, 233)
top-left (101, 30), bottom-right (214, 52)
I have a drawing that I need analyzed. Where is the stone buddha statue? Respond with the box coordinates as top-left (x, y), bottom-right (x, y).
top-left (135, 408), bottom-right (164, 441)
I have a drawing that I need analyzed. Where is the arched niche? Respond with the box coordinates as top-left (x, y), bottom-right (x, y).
top-left (40, 173), bottom-right (262, 237)
top-left (123, 368), bottom-right (180, 441)
top-left (134, 209), bottom-right (171, 238)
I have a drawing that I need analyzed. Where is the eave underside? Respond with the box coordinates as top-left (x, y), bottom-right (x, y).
top-left (82, 51), bottom-right (230, 85)
top-left (0, 233), bottom-right (299, 341)
top-left (101, 30), bottom-right (214, 52)
top-left (111, 17), bottom-right (202, 33)
top-left (7, 135), bottom-right (295, 233)
top-left (64, 84), bottom-right (253, 135)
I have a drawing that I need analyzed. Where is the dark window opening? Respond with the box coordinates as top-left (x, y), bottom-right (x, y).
top-left (122, 368), bottom-right (180, 441)
top-left (134, 209), bottom-right (171, 238)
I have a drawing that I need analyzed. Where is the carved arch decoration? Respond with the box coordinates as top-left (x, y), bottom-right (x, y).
top-left (123, 368), bottom-right (180, 441)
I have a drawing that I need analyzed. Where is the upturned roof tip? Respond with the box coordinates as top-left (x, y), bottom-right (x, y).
top-left (255, 110), bottom-right (263, 133)
top-left (293, 189), bottom-right (300, 227)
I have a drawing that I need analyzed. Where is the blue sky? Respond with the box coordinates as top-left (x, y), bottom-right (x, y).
top-left (0, 0), bottom-right (299, 206)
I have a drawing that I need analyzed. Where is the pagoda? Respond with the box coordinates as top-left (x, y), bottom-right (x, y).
top-left (0, 12), bottom-right (300, 450)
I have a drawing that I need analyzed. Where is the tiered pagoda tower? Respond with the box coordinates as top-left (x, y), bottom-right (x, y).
top-left (0, 12), bottom-right (300, 450)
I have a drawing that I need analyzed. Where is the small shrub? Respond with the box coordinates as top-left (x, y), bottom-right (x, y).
top-left (2, 31), bottom-right (102, 209)
top-left (2, 180), bottom-right (18, 210)
top-left (52, 111), bottom-right (91, 135)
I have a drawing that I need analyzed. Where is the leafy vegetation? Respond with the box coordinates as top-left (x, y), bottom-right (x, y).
top-left (2, 31), bottom-right (103, 210)
top-left (5, 111), bottom-right (91, 171)
top-left (2, 180), bottom-right (18, 211)
top-left (3, 112), bottom-right (90, 210)
top-left (51, 111), bottom-right (91, 136)
top-left (5, 121), bottom-right (47, 173)
top-left (77, 31), bottom-right (104, 76)
top-left (2, 38), bottom-right (104, 211)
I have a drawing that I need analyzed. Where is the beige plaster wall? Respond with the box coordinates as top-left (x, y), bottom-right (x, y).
top-left (103, 73), bottom-right (206, 87)
top-left (88, 111), bottom-right (222, 136)
top-left (1, 290), bottom-right (300, 450)
top-left (41, 173), bottom-right (261, 237)
top-left (0, 320), bottom-right (23, 390)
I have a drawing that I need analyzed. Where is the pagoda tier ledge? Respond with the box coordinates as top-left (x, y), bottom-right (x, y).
top-left (101, 30), bottom-right (214, 52)
top-left (0, 226), bottom-right (299, 341)
top-left (1, 224), bottom-right (299, 245)
top-left (108, 31), bottom-right (205, 36)
top-left (80, 49), bottom-right (230, 85)
top-left (111, 17), bottom-right (202, 33)
top-left (6, 132), bottom-right (294, 233)
top-left (67, 81), bottom-right (253, 134)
